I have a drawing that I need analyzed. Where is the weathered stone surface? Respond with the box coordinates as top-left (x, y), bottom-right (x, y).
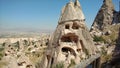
top-left (90, 0), bottom-right (120, 44)
top-left (90, 0), bottom-right (120, 37)
top-left (58, 0), bottom-right (85, 23)
top-left (41, 0), bottom-right (100, 68)
top-left (89, 1), bottom-right (120, 67)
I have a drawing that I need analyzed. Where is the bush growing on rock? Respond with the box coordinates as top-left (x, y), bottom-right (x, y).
top-left (93, 36), bottom-right (106, 43)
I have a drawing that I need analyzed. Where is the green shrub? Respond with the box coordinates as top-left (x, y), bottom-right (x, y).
top-left (2, 43), bottom-right (5, 47)
top-left (0, 52), bottom-right (4, 60)
top-left (68, 59), bottom-right (76, 68)
top-left (101, 47), bottom-right (107, 55)
top-left (84, 49), bottom-right (89, 55)
top-left (28, 48), bottom-right (32, 51)
top-left (93, 36), bottom-right (105, 42)
top-left (0, 48), bottom-right (4, 51)
top-left (53, 62), bottom-right (64, 68)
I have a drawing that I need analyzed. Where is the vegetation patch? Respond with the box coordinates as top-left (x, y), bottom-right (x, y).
top-left (53, 62), bottom-right (64, 68)
top-left (0, 48), bottom-right (4, 60)
top-left (93, 36), bottom-right (106, 43)
top-left (68, 59), bottom-right (76, 68)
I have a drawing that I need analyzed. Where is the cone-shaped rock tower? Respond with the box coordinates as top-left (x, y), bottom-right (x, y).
top-left (90, 0), bottom-right (115, 33)
top-left (40, 0), bottom-right (100, 68)
top-left (90, 0), bottom-right (120, 43)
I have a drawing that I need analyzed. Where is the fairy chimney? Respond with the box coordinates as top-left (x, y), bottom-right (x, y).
top-left (42, 0), bottom-right (99, 68)
top-left (90, 0), bottom-right (114, 32)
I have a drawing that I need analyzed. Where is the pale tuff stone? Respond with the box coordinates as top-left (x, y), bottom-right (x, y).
top-left (90, 0), bottom-right (120, 37)
top-left (41, 0), bottom-right (99, 68)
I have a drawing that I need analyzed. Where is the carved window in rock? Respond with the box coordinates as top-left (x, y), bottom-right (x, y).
top-left (17, 61), bottom-right (26, 66)
top-left (61, 33), bottom-right (78, 43)
top-left (8, 45), bottom-right (11, 47)
top-left (61, 47), bottom-right (76, 56)
top-left (72, 22), bottom-right (79, 29)
top-left (5, 53), bottom-right (7, 56)
top-left (77, 49), bottom-right (81, 52)
top-left (11, 48), bottom-right (13, 50)
top-left (26, 65), bottom-right (33, 68)
top-left (65, 24), bottom-right (70, 29)
top-left (61, 36), bottom-right (72, 42)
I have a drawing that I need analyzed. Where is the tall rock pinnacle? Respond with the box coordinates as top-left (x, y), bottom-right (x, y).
top-left (59, 0), bottom-right (85, 23)
top-left (103, 0), bottom-right (114, 9)
top-left (40, 0), bottom-right (100, 68)
top-left (75, 0), bottom-right (81, 7)
top-left (90, 0), bottom-right (115, 35)
top-left (90, 0), bottom-right (120, 44)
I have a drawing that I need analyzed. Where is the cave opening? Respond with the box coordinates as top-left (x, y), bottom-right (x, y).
top-left (62, 47), bottom-right (76, 56)
top-left (72, 22), bottom-right (79, 29)
top-left (65, 24), bottom-right (70, 29)
top-left (61, 33), bottom-right (78, 43)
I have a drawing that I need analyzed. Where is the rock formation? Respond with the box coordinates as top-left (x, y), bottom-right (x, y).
top-left (91, 0), bottom-right (114, 31)
top-left (90, 0), bottom-right (120, 36)
top-left (90, 0), bottom-right (120, 44)
top-left (89, 0), bottom-right (120, 67)
top-left (41, 0), bottom-right (100, 68)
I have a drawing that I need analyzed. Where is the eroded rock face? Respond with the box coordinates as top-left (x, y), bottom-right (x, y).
top-left (89, 0), bottom-right (120, 67)
top-left (90, 0), bottom-right (120, 46)
top-left (91, 0), bottom-right (114, 31)
top-left (90, 0), bottom-right (120, 37)
top-left (42, 0), bottom-right (99, 68)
